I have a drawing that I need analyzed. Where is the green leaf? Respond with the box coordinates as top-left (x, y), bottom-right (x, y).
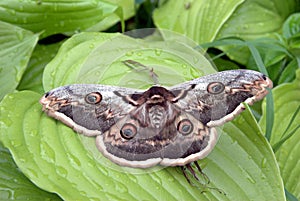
top-left (17, 43), bottom-right (62, 94)
top-left (216, 0), bottom-right (298, 64)
top-left (286, 188), bottom-right (299, 201)
top-left (208, 54), bottom-right (240, 71)
top-left (85, 0), bottom-right (135, 33)
top-left (0, 91), bottom-right (285, 200)
top-left (215, 104), bottom-right (284, 200)
top-left (278, 59), bottom-right (298, 84)
top-left (0, 0), bottom-right (135, 38)
top-left (0, 21), bottom-right (38, 100)
top-left (0, 142), bottom-right (61, 200)
top-left (246, 42), bottom-right (274, 141)
top-left (153, 0), bottom-right (298, 64)
top-left (217, 0), bottom-right (298, 40)
top-left (282, 13), bottom-right (300, 69)
top-left (202, 36), bottom-right (294, 85)
top-left (260, 69), bottom-right (300, 199)
top-left (42, 32), bottom-right (216, 91)
top-left (0, 32), bottom-right (285, 200)
top-left (153, 0), bottom-right (245, 44)
top-left (283, 13), bottom-right (300, 39)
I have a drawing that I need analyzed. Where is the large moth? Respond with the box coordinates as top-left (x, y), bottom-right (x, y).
top-left (40, 70), bottom-right (272, 181)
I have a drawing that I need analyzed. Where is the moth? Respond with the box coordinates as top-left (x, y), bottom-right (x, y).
top-left (40, 70), bottom-right (272, 182)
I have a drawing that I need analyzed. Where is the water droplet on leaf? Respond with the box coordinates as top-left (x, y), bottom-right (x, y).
top-left (261, 158), bottom-right (267, 168)
top-left (115, 182), bottom-right (128, 193)
top-left (246, 174), bottom-right (256, 184)
top-left (56, 166), bottom-right (68, 177)
top-left (155, 49), bottom-right (162, 56)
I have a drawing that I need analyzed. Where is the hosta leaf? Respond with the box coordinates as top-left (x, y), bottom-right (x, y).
top-left (42, 32), bottom-right (216, 91)
top-left (154, 0), bottom-right (298, 43)
top-left (260, 69), bottom-right (300, 199)
top-left (18, 43), bottom-right (62, 94)
top-left (217, 0), bottom-right (298, 39)
top-left (153, 0), bottom-right (299, 64)
top-left (86, 0), bottom-right (135, 32)
top-left (0, 0), bottom-right (135, 38)
top-left (0, 92), bottom-right (285, 200)
top-left (0, 143), bottom-right (61, 200)
top-left (217, 0), bottom-right (299, 64)
top-left (0, 32), bottom-right (285, 200)
top-left (0, 21), bottom-right (38, 100)
top-left (153, 0), bottom-right (244, 44)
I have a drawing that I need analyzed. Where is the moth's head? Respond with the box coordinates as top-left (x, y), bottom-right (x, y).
top-left (131, 86), bottom-right (177, 105)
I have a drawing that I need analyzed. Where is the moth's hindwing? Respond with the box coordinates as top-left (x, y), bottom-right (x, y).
top-left (96, 110), bottom-right (219, 168)
top-left (40, 70), bottom-right (273, 168)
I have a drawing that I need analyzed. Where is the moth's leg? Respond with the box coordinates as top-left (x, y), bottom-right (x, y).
top-left (181, 163), bottom-right (203, 187)
top-left (182, 163), bottom-right (208, 184)
top-left (186, 163), bottom-right (200, 181)
top-left (182, 162), bottom-right (226, 195)
top-left (181, 166), bottom-right (192, 184)
top-left (194, 161), bottom-right (210, 184)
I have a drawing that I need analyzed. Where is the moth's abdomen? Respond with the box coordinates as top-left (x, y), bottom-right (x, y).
top-left (148, 105), bottom-right (167, 128)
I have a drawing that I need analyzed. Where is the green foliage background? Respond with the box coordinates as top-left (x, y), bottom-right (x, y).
top-left (0, 0), bottom-right (299, 200)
